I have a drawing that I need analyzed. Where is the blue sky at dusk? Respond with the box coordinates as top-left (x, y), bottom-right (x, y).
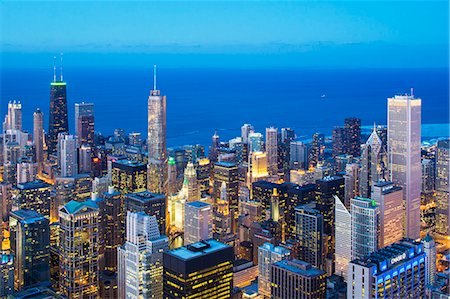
top-left (1, 1), bottom-right (448, 68)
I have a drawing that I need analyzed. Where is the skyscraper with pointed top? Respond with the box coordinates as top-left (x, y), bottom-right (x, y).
top-left (48, 54), bottom-right (68, 155)
top-left (147, 65), bottom-right (168, 194)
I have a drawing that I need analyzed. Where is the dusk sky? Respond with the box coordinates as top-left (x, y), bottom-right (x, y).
top-left (1, 1), bottom-right (449, 68)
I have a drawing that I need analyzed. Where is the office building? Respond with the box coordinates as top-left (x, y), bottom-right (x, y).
top-left (74, 102), bottom-right (94, 146)
top-left (11, 180), bottom-right (51, 219)
top-left (16, 158), bottom-right (38, 183)
top-left (147, 66), bottom-right (168, 194)
top-left (435, 139), bottom-right (450, 236)
top-left (118, 212), bottom-right (168, 299)
top-left (111, 159), bottom-right (147, 194)
top-left (184, 162), bottom-right (201, 202)
top-left (163, 239), bottom-right (233, 299)
top-left (344, 163), bottom-right (360, 207)
top-left (0, 254), bottom-right (14, 297)
top-left (184, 201), bottom-right (212, 245)
top-left (248, 132), bottom-right (263, 153)
top-left (48, 77), bottom-right (68, 155)
top-left (422, 234), bottom-right (436, 286)
top-left (58, 133), bottom-right (78, 177)
top-left (271, 259), bottom-right (326, 299)
top-left (290, 141), bottom-right (309, 170)
top-left (309, 133), bottom-right (324, 167)
top-left (241, 124), bottom-right (254, 144)
top-left (213, 162), bottom-right (239, 228)
top-left (295, 205), bottom-right (324, 269)
top-left (344, 117), bottom-right (361, 157)
top-left (33, 108), bottom-right (44, 169)
top-left (348, 239), bottom-right (426, 299)
top-left (3, 100), bottom-right (22, 131)
top-left (266, 127), bottom-right (278, 175)
top-left (371, 181), bottom-right (404, 247)
top-left (350, 197), bottom-right (380, 260)
top-left (248, 151), bottom-right (269, 184)
top-left (124, 191), bottom-right (166, 235)
top-left (258, 243), bottom-right (290, 298)
top-left (332, 126), bottom-right (346, 157)
top-left (387, 93), bottom-right (421, 239)
top-left (59, 200), bottom-right (99, 298)
top-left (79, 143), bottom-right (92, 174)
top-left (334, 195), bottom-right (351, 279)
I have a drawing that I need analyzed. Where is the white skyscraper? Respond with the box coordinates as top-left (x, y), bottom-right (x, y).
top-left (184, 162), bottom-right (200, 202)
top-left (118, 212), bottom-right (168, 299)
top-left (248, 132), bottom-right (263, 153)
top-left (387, 92), bottom-right (421, 239)
top-left (334, 195), bottom-right (351, 280)
top-left (258, 243), bottom-right (290, 298)
top-left (422, 234), bottom-right (436, 286)
top-left (350, 197), bottom-right (380, 260)
top-left (3, 100), bottom-right (22, 131)
top-left (58, 133), bottom-right (78, 177)
top-left (265, 127), bottom-right (278, 175)
top-left (241, 123), bottom-right (254, 144)
top-left (184, 201), bottom-right (212, 245)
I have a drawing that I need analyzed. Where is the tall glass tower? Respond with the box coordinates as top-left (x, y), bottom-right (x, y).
top-left (387, 92), bottom-right (421, 239)
top-left (48, 67), bottom-right (68, 155)
top-left (147, 65), bottom-right (167, 194)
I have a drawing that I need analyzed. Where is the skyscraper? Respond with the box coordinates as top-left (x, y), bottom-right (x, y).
top-left (0, 255), bottom-right (14, 298)
top-left (422, 234), bottom-right (436, 286)
top-left (309, 133), bottom-right (324, 167)
top-left (118, 212), bottom-right (168, 299)
top-left (435, 139), bottom-right (450, 236)
top-left (241, 123), bottom-right (254, 144)
top-left (33, 108), bottom-right (44, 169)
top-left (212, 162), bottom-right (239, 230)
top-left (74, 102), bottom-right (95, 146)
top-left (387, 93), bottom-right (421, 239)
top-left (271, 259), bottom-right (326, 299)
top-left (12, 180), bottom-right (51, 219)
top-left (183, 162), bottom-right (201, 202)
top-left (184, 201), bottom-right (212, 245)
top-left (111, 160), bottom-right (147, 194)
top-left (58, 133), bottom-right (78, 177)
top-left (344, 117), bottom-right (361, 157)
top-left (350, 197), bottom-right (380, 260)
top-left (258, 243), bottom-right (291, 298)
top-left (334, 195), bottom-right (351, 280)
top-left (332, 126), bottom-right (346, 157)
top-left (9, 209), bottom-right (50, 291)
top-left (163, 239), bottom-right (233, 299)
top-left (48, 67), bottom-right (68, 155)
top-left (59, 200), bottom-right (99, 298)
top-left (266, 127), bottom-right (278, 175)
top-left (147, 65), bottom-right (168, 194)
top-left (124, 191), bottom-right (166, 235)
top-left (2, 100), bottom-right (22, 131)
top-left (295, 205), bottom-right (324, 270)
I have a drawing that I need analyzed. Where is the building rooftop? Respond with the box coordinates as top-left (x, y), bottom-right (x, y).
top-left (0, 254), bottom-right (13, 265)
top-left (382, 186), bottom-right (402, 195)
top-left (125, 191), bottom-right (165, 202)
top-left (167, 239), bottom-right (230, 261)
top-left (61, 200), bottom-right (98, 215)
top-left (16, 180), bottom-right (51, 190)
top-left (113, 159), bottom-right (145, 167)
top-left (186, 201), bottom-right (210, 209)
top-left (215, 161), bottom-right (237, 168)
top-left (11, 209), bottom-right (46, 223)
top-left (273, 259), bottom-right (325, 277)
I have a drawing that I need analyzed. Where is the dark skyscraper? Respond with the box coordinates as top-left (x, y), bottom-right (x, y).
top-left (332, 126), bottom-right (346, 157)
top-left (48, 60), bottom-right (68, 155)
top-left (75, 102), bottom-right (95, 146)
top-left (344, 117), bottom-right (361, 157)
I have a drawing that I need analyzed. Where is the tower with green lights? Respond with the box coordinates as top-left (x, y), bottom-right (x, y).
top-left (48, 74), bottom-right (68, 155)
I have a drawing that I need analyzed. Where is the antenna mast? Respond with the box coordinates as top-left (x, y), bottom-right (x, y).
top-left (153, 65), bottom-right (157, 90)
top-left (53, 56), bottom-right (56, 82)
top-left (60, 52), bottom-right (64, 81)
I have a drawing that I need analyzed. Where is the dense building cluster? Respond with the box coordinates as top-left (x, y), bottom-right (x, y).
top-left (0, 66), bottom-right (449, 299)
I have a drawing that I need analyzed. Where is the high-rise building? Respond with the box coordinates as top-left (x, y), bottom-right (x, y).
top-left (290, 141), bottom-right (309, 170)
top-left (74, 102), bottom-right (94, 146)
top-left (48, 77), bottom-right (68, 155)
top-left (371, 181), bottom-right (404, 247)
top-left (271, 259), bottom-right (326, 299)
top-left (33, 108), bottom-right (44, 169)
top-left (3, 100), bottom-right (22, 131)
top-left (248, 151), bottom-right (269, 184)
top-left (10, 209), bottom-right (50, 291)
top-left (58, 133), bottom-right (78, 177)
top-left (344, 163), bottom-right (360, 208)
top-left (334, 195), bottom-right (351, 280)
top-left (111, 159), bottom-right (147, 194)
top-left (59, 200), bottom-right (99, 298)
top-left (309, 133), bottom-right (324, 167)
top-left (79, 143), bottom-right (92, 174)
top-left (16, 158), bottom-right (38, 184)
top-left (0, 254), bottom-right (14, 297)
top-left (184, 201), bottom-right (212, 245)
top-left (266, 127), bottom-right (278, 175)
top-left (118, 212), bottom-right (168, 299)
top-left (435, 139), bottom-right (450, 236)
top-left (147, 66), bottom-right (168, 194)
top-left (350, 197), bottom-right (380, 260)
top-left (258, 243), bottom-right (291, 298)
top-left (241, 124), bottom-right (254, 144)
top-left (422, 234), bottom-right (436, 286)
top-left (344, 117), bottom-right (361, 157)
top-left (347, 239), bottom-right (426, 299)
top-left (422, 158), bottom-right (435, 193)
top-left (248, 132), bottom-right (263, 153)
top-left (387, 93), bottom-right (421, 239)
top-left (295, 205), bottom-right (324, 270)
top-left (163, 239), bottom-right (233, 299)
top-left (11, 180), bottom-right (51, 219)
top-left (183, 162), bottom-right (201, 202)
top-left (124, 191), bottom-right (166, 235)
top-left (332, 126), bottom-right (346, 157)
top-left (167, 157), bottom-right (178, 195)
top-left (213, 162), bottom-right (239, 230)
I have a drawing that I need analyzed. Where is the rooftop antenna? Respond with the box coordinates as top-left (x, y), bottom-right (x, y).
top-left (53, 56), bottom-right (56, 82)
top-left (410, 87), bottom-right (414, 97)
top-left (60, 52), bottom-right (64, 82)
top-left (153, 65), bottom-right (157, 90)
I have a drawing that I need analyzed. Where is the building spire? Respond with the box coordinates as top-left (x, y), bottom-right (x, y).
top-left (153, 64), bottom-right (157, 91)
top-left (60, 52), bottom-right (64, 82)
top-left (53, 56), bottom-right (56, 82)
top-left (410, 87), bottom-right (414, 97)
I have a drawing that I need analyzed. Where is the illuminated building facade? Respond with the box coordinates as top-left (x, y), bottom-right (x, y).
top-left (422, 234), bottom-right (436, 286)
top-left (10, 209), bottom-right (50, 291)
top-left (111, 159), bottom-right (147, 194)
top-left (212, 162), bottom-right (239, 231)
top-left (3, 100), bottom-right (22, 131)
top-left (74, 102), bottom-right (94, 146)
top-left (348, 239), bottom-right (426, 299)
top-left (58, 133), bottom-right (78, 177)
top-left (147, 66), bottom-right (168, 194)
top-left (435, 139), bottom-right (450, 236)
top-left (265, 127), bottom-right (278, 175)
top-left (118, 212), bottom-right (168, 299)
top-left (48, 81), bottom-right (68, 155)
top-left (295, 205), bottom-right (324, 270)
top-left (271, 259), bottom-right (326, 299)
top-left (12, 180), bottom-right (51, 219)
top-left (258, 243), bottom-right (290, 298)
top-left (248, 152), bottom-right (269, 184)
top-left (33, 108), bottom-right (44, 169)
top-left (344, 117), bottom-right (361, 157)
top-left (0, 254), bottom-right (14, 297)
top-left (387, 94), bottom-right (421, 239)
top-left (124, 191), bottom-right (166, 235)
top-left (59, 200), bottom-right (99, 298)
top-left (334, 195), bottom-right (351, 280)
top-left (196, 158), bottom-right (211, 196)
top-left (184, 201), bottom-right (212, 245)
top-left (163, 239), bottom-right (233, 299)
top-left (183, 162), bottom-right (200, 202)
